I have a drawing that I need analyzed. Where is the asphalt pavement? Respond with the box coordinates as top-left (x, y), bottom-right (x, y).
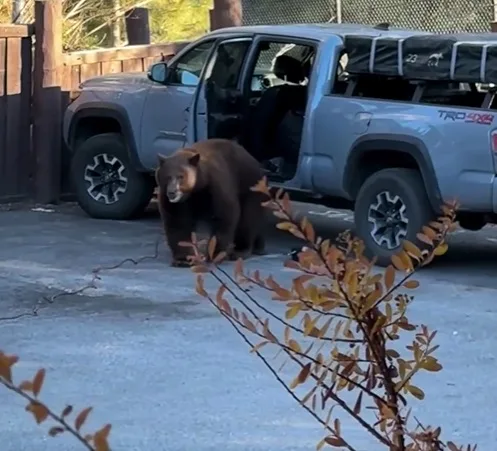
top-left (0, 200), bottom-right (496, 451)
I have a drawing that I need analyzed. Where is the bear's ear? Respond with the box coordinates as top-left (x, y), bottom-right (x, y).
top-left (188, 153), bottom-right (200, 167)
top-left (157, 153), bottom-right (168, 167)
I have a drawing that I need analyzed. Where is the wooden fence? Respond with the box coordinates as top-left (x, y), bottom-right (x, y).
top-left (61, 41), bottom-right (190, 92)
top-left (0, 0), bottom-right (241, 205)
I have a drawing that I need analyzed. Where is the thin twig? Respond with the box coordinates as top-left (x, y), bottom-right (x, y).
top-left (0, 376), bottom-right (95, 450)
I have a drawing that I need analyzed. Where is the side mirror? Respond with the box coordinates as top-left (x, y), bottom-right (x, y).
top-left (147, 62), bottom-right (169, 84)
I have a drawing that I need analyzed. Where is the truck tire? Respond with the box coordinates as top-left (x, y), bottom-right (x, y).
top-left (354, 168), bottom-right (436, 267)
top-left (70, 132), bottom-right (155, 220)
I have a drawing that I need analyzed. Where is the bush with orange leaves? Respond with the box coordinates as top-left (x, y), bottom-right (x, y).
top-left (182, 177), bottom-right (477, 451)
top-left (0, 352), bottom-right (112, 449)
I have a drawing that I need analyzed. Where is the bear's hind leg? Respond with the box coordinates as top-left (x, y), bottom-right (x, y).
top-left (210, 200), bottom-right (240, 261)
top-left (233, 194), bottom-right (266, 259)
top-left (252, 233), bottom-right (266, 256)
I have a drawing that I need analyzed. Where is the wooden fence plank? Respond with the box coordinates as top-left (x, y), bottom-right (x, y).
top-left (32, 0), bottom-right (63, 204)
top-left (0, 24), bottom-right (34, 38)
top-left (80, 62), bottom-right (100, 83)
top-left (71, 65), bottom-right (81, 88)
top-left (63, 41), bottom-right (190, 66)
top-left (5, 37), bottom-right (22, 196)
top-left (122, 57), bottom-right (143, 72)
top-left (101, 60), bottom-right (122, 75)
top-left (19, 36), bottom-right (33, 196)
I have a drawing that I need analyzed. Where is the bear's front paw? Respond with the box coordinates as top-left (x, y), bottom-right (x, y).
top-left (171, 258), bottom-right (191, 268)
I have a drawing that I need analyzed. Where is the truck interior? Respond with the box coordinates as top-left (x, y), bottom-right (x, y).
top-left (204, 39), bottom-right (315, 182)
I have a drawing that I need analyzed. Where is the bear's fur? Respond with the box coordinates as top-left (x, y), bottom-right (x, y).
top-left (155, 138), bottom-right (268, 267)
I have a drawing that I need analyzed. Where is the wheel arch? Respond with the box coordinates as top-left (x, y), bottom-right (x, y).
top-left (343, 134), bottom-right (443, 213)
top-left (68, 103), bottom-right (147, 172)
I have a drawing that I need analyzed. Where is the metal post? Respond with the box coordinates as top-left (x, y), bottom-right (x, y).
top-left (12, 0), bottom-right (26, 23)
top-left (336, 0), bottom-right (342, 23)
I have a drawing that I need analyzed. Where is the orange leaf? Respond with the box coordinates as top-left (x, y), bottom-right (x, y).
top-left (403, 280), bottom-right (419, 289)
top-left (391, 254), bottom-right (406, 271)
top-left (26, 401), bottom-right (49, 424)
top-left (234, 258), bottom-right (244, 279)
top-left (0, 353), bottom-right (19, 383)
top-left (48, 426), bottom-right (65, 437)
top-left (288, 339), bottom-right (302, 354)
top-left (416, 233), bottom-right (433, 246)
top-left (422, 226), bottom-right (437, 240)
top-left (32, 368), bottom-right (45, 397)
top-left (62, 405), bottom-right (73, 418)
top-left (195, 275), bottom-right (208, 298)
top-left (191, 265), bottom-right (208, 273)
top-left (434, 242), bottom-right (448, 256)
top-left (301, 217), bottom-right (315, 243)
top-left (276, 221), bottom-right (295, 232)
top-left (297, 363), bottom-right (312, 384)
top-left (74, 407), bottom-right (93, 432)
top-left (353, 391), bottom-right (363, 415)
top-left (403, 240), bottom-right (422, 259)
top-left (324, 436), bottom-right (347, 447)
top-left (407, 384), bottom-right (425, 400)
top-left (93, 424), bottom-right (112, 451)
top-left (19, 380), bottom-right (34, 392)
top-left (241, 313), bottom-right (257, 333)
top-left (213, 251), bottom-right (227, 264)
top-left (285, 304), bottom-right (301, 320)
top-left (207, 236), bottom-right (217, 260)
top-left (281, 192), bottom-right (291, 212)
top-left (216, 285), bottom-right (227, 306)
top-left (384, 265), bottom-right (395, 291)
top-left (250, 341), bottom-right (269, 353)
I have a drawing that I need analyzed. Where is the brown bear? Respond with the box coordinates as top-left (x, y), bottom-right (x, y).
top-left (155, 138), bottom-right (268, 267)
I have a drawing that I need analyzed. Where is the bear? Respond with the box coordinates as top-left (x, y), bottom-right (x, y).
top-left (155, 138), bottom-right (268, 267)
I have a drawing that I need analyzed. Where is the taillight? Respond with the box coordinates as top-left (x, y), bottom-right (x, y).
top-left (490, 130), bottom-right (497, 173)
top-left (491, 130), bottom-right (497, 153)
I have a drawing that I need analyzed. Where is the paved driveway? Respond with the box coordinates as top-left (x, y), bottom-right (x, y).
top-left (0, 201), bottom-right (496, 451)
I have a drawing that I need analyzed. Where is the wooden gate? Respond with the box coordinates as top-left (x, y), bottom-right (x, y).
top-left (0, 24), bottom-right (33, 203)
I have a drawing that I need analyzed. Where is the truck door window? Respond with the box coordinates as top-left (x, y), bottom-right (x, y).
top-left (167, 40), bottom-right (215, 87)
top-left (250, 42), bottom-right (314, 93)
top-left (207, 39), bottom-right (252, 89)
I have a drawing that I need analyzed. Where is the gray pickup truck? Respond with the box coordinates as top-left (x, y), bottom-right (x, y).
top-left (62, 23), bottom-right (497, 265)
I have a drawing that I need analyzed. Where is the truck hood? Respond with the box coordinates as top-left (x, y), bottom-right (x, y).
top-left (80, 72), bottom-right (156, 91)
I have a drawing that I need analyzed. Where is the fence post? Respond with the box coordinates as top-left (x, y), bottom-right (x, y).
top-left (209, 0), bottom-right (242, 31)
top-left (32, 0), bottom-right (63, 204)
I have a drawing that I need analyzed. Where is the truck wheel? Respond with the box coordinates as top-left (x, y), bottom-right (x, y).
top-left (354, 168), bottom-right (436, 267)
top-left (70, 132), bottom-right (155, 220)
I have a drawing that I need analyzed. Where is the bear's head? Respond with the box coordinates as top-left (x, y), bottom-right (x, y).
top-left (155, 150), bottom-right (200, 203)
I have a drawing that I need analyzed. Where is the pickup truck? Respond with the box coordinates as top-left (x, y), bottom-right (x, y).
top-left (62, 22), bottom-right (497, 266)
